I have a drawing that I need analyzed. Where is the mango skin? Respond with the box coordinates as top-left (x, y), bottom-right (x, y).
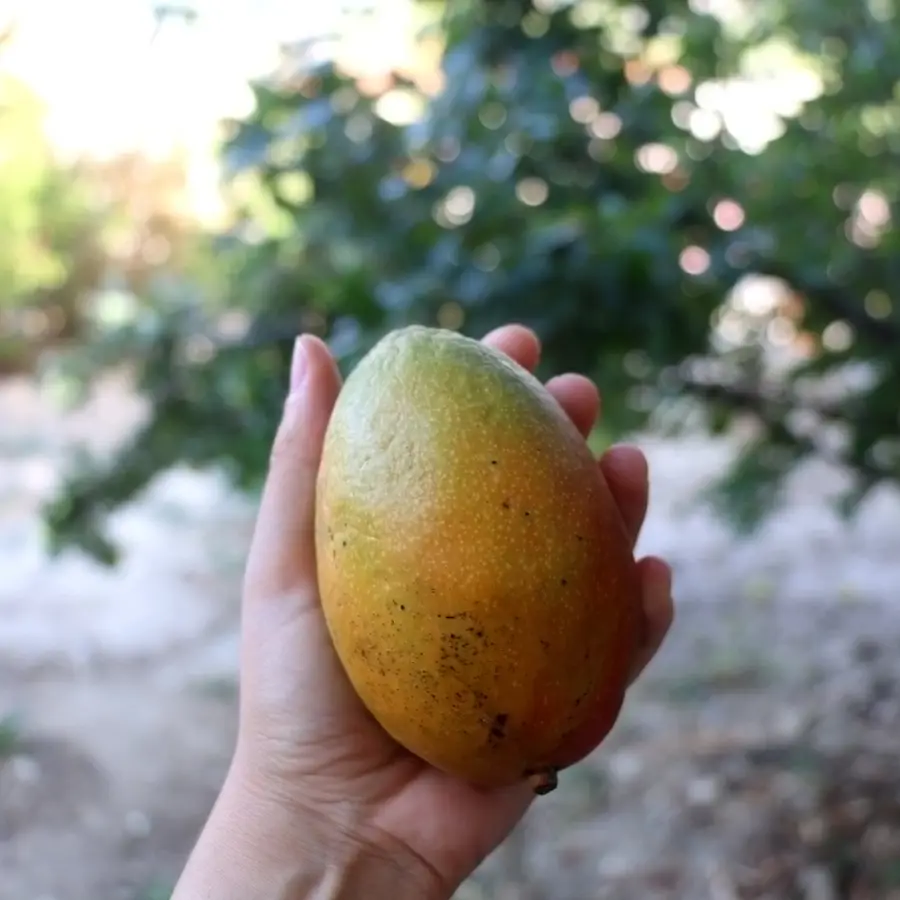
top-left (314, 326), bottom-right (642, 789)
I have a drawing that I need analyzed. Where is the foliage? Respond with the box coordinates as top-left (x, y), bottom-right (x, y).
top-left (0, 71), bottom-right (99, 369)
top-left (0, 712), bottom-right (24, 758)
top-left (0, 76), bottom-right (65, 305)
top-left (44, 0), bottom-right (900, 562)
top-left (0, 31), bottom-right (225, 378)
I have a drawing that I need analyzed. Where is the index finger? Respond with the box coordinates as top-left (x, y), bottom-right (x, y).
top-left (481, 323), bottom-right (542, 372)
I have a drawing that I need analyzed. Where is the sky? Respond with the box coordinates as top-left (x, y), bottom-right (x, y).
top-left (0, 0), bottom-right (821, 224)
top-left (2, 0), bottom-right (820, 162)
top-left (2, 0), bottom-right (414, 159)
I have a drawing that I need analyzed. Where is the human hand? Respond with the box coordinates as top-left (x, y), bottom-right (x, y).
top-left (172, 324), bottom-right (674, 900)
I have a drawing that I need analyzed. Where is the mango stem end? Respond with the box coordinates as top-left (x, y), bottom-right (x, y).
top-left (525, 767), bottom-right (558, 796)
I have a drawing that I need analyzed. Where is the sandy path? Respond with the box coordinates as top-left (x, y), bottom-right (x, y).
top-left (2, 374), bottom-right (899, 899)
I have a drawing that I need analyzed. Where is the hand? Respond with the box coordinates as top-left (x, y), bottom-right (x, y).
top-left (173, 325), bottom-right (674, 900)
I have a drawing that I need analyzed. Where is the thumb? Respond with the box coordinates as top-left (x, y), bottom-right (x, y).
top-left (244, 334), bottom-right (342, 605)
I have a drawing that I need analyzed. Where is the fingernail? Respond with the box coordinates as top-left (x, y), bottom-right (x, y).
top-left (290, 337), bottom-right (308, 393)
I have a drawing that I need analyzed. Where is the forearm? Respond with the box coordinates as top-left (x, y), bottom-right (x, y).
top-left (172, 777), bottom-right (445, 900)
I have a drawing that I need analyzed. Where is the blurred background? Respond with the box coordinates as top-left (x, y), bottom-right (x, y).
top-left (1, 0), bottom-right (900, 897)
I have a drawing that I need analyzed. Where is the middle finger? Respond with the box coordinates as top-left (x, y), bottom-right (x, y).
top-left (482, 326), bottom-right (600, 438)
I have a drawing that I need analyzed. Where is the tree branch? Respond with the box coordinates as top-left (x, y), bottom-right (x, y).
top-left (754, 262), bottom-right (900, 350)
top-left (677, 373), bottom-right (893, 484)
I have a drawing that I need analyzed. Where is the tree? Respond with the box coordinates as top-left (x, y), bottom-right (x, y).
top-left (0, 68), bottom-right (96, 370)
top-left (45, 0), bottom-right (900, 562)
top-left (0, 51), bottom-right (197, 374)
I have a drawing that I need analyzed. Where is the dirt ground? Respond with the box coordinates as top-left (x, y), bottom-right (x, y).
top-left (2, 372), bottom-right (900, 900)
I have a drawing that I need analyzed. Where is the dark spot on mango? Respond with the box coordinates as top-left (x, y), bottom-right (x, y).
top-left (490, 712), bottom-right (509, 740)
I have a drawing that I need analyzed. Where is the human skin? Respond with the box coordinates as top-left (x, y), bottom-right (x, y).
top-left (171, 324), bottom-right (675, 900)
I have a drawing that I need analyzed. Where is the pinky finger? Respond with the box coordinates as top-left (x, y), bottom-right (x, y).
top-left (628, 556), bottom-right (674, 685)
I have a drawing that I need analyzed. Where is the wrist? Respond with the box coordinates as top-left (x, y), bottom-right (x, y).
top-left (172, 768), bottom-right (447, 900)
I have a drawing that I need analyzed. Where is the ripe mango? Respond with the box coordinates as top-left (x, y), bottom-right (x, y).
top-left (315, 326), bottom-right (642, 793)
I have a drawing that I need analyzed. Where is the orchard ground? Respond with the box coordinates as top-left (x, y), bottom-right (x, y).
top-left (2, 371), bottom-right (899, 900)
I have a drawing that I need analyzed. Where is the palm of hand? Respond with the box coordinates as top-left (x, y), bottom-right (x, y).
top-left (236, 325), bottom-right (673, 896)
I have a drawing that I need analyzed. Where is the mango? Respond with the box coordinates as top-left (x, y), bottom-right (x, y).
top-left (315, 326), bottom-right (642, 793)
